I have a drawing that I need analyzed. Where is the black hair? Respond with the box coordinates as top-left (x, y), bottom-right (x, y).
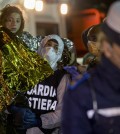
top-left (81, 26), bottom-right (94, 50)
top-left (87, 24), bottom-right (101, 42)
top-left (48, 39), bottom-right (58, 44)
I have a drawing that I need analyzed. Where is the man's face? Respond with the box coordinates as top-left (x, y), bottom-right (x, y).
top-left (110, 44), bottom-right (120, 69)
top-left (5, 12), bottom-right (21, 33)
top-left (102, 41), bottom-right (120, 69)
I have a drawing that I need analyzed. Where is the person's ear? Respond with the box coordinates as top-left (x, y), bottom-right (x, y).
top-left (101, 40), bottom-right (113, 58)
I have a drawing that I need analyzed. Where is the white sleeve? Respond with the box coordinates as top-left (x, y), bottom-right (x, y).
top-left (40, 74), bottom-right (70, 129)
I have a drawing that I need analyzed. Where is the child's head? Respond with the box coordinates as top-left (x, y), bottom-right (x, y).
top-left (81, 26), bottom-right (94, 50)
top-left (87, 24), bottom-right (101, 57)
top-left (0, 4), bottom-right (24, 35)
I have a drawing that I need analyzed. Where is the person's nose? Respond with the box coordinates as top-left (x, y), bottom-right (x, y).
top-left (11, 20), bottom-right (16, 26)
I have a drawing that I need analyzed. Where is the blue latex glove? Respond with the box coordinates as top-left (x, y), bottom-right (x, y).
top-left (64, 66), bottom-right (80, 80)
top-left (10, 106), bottom-right (42, 130)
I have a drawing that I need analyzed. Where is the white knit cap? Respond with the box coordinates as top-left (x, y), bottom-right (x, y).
top-left (102, 1), bottom-right (120, 45)
top-left (106, 1), bottom-right (120, 33)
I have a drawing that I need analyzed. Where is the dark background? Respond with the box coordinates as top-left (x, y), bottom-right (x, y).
top-left (65, 0), bottom-right (117, 57)
top-left (71, 0), bottom-right (116, 13)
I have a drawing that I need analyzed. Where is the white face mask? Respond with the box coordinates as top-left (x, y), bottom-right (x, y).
top-left (41, 47), bottom-right (58, 70)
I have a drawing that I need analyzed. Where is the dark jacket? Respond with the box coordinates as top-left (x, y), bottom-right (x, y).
top-left (62, 55), bottom-right (120, 134)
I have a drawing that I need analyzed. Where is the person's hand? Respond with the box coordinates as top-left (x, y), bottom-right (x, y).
top-left (64, 66), bottom-right (80, 80)
top-left (10, 105), bottom-right (42, 130)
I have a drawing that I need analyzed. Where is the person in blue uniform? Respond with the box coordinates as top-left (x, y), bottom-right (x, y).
top-left (62, 1), bottom-right (120, 134)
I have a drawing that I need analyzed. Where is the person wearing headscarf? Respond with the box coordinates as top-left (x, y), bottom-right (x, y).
top-left (9, 34), bottom-right (70, 134)
top-left (38, 35), bottom-right (65, 70)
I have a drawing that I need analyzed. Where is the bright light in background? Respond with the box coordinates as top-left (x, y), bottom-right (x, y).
top-left (60, 3), bottom-right (68, 15)
top-left (35, 0), bottom-right (43, 11)
top-left (24, 0), bottom-right (68, 14)
top-left (24, 0), bottom-right (35, 9)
